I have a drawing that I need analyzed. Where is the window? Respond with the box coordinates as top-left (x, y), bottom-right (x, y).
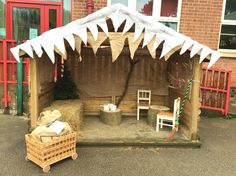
top-left (108, 0), bottom-right (182, 31)
top-left (110, 0), bottom-right (128, 6)
top-left (219, 0), bottom-right (236, 51)
top-left (0, 0), bottom-right (5, 39)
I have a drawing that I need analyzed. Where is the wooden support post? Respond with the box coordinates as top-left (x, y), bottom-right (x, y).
top-left (30, 58), bottom-right (39, 128)
top-left (190, 56), bottom-right (201, 140)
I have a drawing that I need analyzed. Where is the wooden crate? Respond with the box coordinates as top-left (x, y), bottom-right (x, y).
top-left (25, 131), bottom-right (78, 173)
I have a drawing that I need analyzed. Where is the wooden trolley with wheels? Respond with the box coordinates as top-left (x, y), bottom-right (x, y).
top-left (25, 131), bottom-right (78, 173)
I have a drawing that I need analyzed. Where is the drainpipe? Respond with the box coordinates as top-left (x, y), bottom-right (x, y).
top-left (87, 0), bottom-right (94, 14)
top-left (17, 41), bottom-right (23, 115)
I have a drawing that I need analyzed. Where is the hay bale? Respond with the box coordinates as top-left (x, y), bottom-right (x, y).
top-left (44, 100), bottom-right (83, 131)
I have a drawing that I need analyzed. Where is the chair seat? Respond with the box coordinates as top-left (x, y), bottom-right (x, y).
top-left (157, 111), bottom-right (174, 118)
top-left (138, 105), bottom-right (149, 109)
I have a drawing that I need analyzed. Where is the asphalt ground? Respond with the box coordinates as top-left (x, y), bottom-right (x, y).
top-left (0, 114), bottom-right (236, 176)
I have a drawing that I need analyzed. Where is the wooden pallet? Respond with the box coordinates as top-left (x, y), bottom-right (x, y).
top-left (25, 131), bottom-right (78, 173)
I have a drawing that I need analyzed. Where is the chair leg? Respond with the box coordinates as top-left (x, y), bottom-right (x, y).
top-left (160, 119), bottom-right (163, 128)
top-left (156, 117), bottom-right (159, 132)
top-left (172, 119), bottom-right (175, 130)
top-left (137, 108), bottom-right (139, 120)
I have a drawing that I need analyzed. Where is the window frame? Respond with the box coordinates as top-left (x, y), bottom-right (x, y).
top-left (219, 0), bottom-right (236, 57)
top-left (107, 0), bottom-right (182, 32)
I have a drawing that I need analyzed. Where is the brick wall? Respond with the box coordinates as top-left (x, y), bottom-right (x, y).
top-left (180, 0), bottom-right (223, 50)
top-left (72, 0), bottom-right (107, 20)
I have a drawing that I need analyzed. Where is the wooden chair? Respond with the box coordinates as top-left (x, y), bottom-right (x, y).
top-left (156, 97), bottom-right (180, 132)
top-left (137, 90), bottom-right (151, 120)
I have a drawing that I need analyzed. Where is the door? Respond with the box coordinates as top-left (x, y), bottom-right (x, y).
top-left (1, 1), bottom-right (62, 113)
top-left (6, 2), bottom-right (62, 40)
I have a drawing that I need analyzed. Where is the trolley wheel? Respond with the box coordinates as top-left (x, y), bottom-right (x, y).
top-left (72, 153), bottom-right (78, 160)
top-left (25, 156), bottom-right (29, 161)
top-left (43, 165), bottom-right (50, 173)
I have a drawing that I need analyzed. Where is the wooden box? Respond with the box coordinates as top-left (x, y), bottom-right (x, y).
top-left (25, 131), bottom-right (78, 173)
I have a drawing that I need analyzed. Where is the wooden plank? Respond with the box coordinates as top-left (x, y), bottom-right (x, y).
top-left (29, 58), bottom-right (39, 128)
top-left (190, 56), bottom-right (201, 140)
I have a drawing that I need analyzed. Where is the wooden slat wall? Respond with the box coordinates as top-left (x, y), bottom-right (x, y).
top-left (38, 55), bottom-right (55, 113)
top-left (81, 94), bottom-right (167, 115)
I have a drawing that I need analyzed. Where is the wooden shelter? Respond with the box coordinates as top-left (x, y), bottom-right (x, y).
top-left (11, 4), bottom-right (221, 140)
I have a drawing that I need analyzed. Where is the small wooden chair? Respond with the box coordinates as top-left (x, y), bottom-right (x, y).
top-left (137, 90), bottom-right (151, 120)
top-left (156, 97), bottom-right (180, 132)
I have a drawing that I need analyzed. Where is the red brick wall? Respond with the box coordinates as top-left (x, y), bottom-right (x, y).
top-left (180, 0), bottom-right (223, 50)
top-left (93, 0), bottom-right (107, 12)
top-left (72, 0), bottom-right (107, 20)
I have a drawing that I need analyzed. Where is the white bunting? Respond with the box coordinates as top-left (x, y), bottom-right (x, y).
top-left (97, 19), bottom-right (109, 36)
top-left (142, 29), bottom-right (155, 48)
top-left (64, 34), bottom-right (75, 51)
top-left (73, 27), bottom-right (88, 45)
top-left (10, 47), bottom-right (20, 62)
top-left (122, 16), bottom-right (134, 34)
top-left (19, 43), bottom-right (33, 58)
top-left (208, 52), bottom-right (221, 68)
top-left (190, 43), bottom-right (203, 58)
top-left (87, 23), bottom-right (98, 41)
top-left (29, 37), bottom-right (43, 57)
top-left (180, 39), bottom-right (193, 55)
top-left (199, 47), bottom-right (212, 63)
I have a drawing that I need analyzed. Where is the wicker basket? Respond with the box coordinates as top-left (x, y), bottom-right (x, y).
top-left (25, 131), bottom-right (78, 173)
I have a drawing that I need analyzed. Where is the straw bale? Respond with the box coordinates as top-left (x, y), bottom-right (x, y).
top-left (44, 100), bottom-right (83, 131)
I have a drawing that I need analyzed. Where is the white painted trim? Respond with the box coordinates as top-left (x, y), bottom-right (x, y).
top-left (129, 0), bottom-right (135, 11)
top-left (221, 0), bottom-right (226, 21)
top-left (153, 0), bottom-right (161, 17)
top-left (107, 0), bottom-right (111, 6)
top-left (219, 49), bottom-right (236, 58)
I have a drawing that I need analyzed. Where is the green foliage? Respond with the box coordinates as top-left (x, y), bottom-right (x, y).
top-left (54, 66), bottom-right (79, 100)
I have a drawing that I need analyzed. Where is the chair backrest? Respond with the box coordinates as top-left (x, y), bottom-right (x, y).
top-left (137, 90), bottom-right (151, 106)
top-left (173, 97), bottom-right (181, 119)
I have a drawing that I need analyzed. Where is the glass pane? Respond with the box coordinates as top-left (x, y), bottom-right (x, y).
top-left (63, 0), bottom-right (71, 25)
top-left (13, 7), bottom-right (40, 41)
top-left (224, 0), bottom-right (236, 20)
top-left (160, 21), bottom-right (177, 31)
top-left (111, 0), bottom-right (128, 6)
top-left (0, 0), bottom-right (5, 39)
top-left (136, 0), bottom-right (153, 16)
top-left (0, 64), bottom-right (3, 81)
top-left (161, 0), bottom-right (178, 17)
top-left (7, 63), bottom-right (17, 81)
top-left (49, 9), bottom-right (57, 30)
top-left (219, 25), bottom-right (236, 49)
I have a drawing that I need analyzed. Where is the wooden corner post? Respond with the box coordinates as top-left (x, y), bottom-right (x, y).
top-left (30, 58), bottom-right (39, 128)
top-left (190, 56), bottom-right (201, 140)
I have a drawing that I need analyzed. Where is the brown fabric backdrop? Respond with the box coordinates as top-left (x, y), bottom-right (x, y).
top-left (68, 47), bottom-right (169, 98)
